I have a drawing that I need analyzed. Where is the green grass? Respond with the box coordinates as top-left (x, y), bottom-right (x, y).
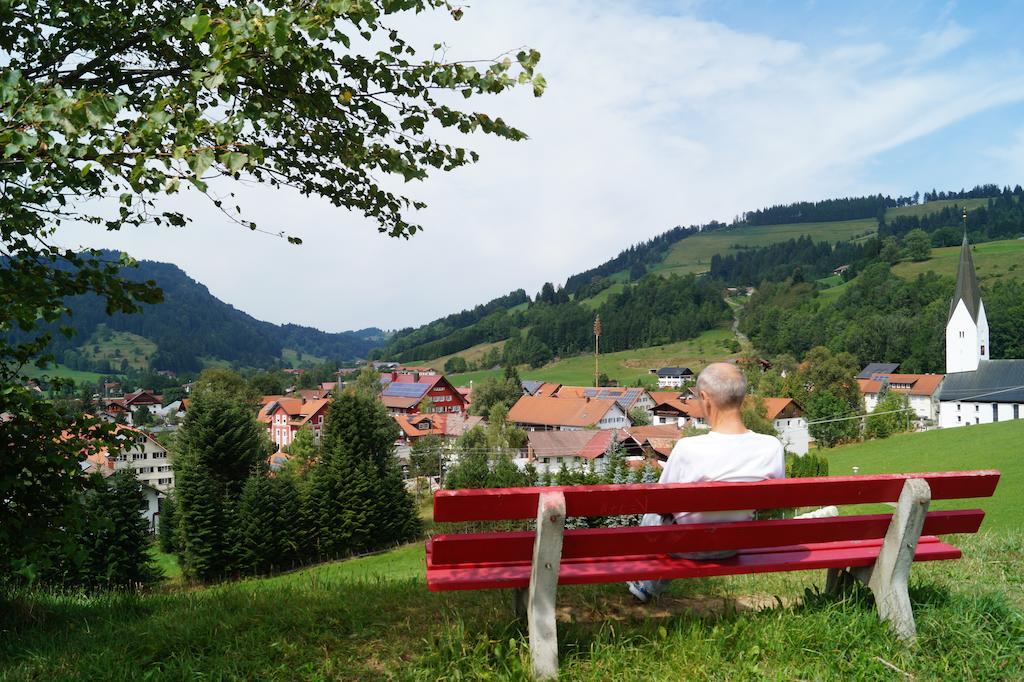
top-left (412, 339), bottom-right (507, 373)
top-left (892, 238), bottom-right (1024, 286)
top-left (3, 531), bottom-right (1022, 680)
top-left (77, 327), bottom-right (157, 371)
top-left (150, 548), bottom-right (182, 582)
top-left (885, 198), bottom-right (989, 220)
top-left (652, 218), bottom-right (878, 277)
top-left (22, 363), bottom-right (116, 385)
top-left (281, 347), bottom-right (327, 369)
top-left (445, 326), bottom-right (742, 388)
top-left (823, 420), bottom-right (1024, 532)
top-left (577, 282), bottom-right (626, 309)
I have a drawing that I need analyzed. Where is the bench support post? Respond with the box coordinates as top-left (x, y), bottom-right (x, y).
top-left (851, 478), bottom-right (931, 641)
top-left (527, 490), bottom-right (566, 680)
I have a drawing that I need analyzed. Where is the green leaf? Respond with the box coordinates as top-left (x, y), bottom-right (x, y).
top-left (221, 152), bottom-right (248, 173)
top-left (182, 13), bottom-right (211, 41)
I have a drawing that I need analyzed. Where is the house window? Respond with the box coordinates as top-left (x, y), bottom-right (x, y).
top-left (152, 451), bottom-right (167, 459)
top-left (975, 404), bottom-right (979, 412)
top-left (981, 345), bottom-right (985, 355)
top-left (993, 404), bottom-right (998, 422)
top-left (132, 453), bottom-right (147, 461)
top-left (957, 403), bottom-right (961, 411)
top-left (158, 478), bottom-right (172, 486)
top-left (957, 415), bottom-right (961, 423)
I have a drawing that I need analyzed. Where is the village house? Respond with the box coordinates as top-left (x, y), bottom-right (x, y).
top-left (937, 235), bottom-right (1024, 428)
top-left (652, 367), bottom-right (694, 388)
top-left (521, 380), bottom-right (562, 397)
top-left (857, 373), bottom-right (945, 422)
top-left (649, 391), bottom-right (706, 429)
top-left (259, 397), bottom-right (331, 449)
top-left (615, 423), bottom-right (684, 464)
top-left (393, 412), bottom-right (483, 445)
top-left (97, 423), bottom-right (176, 493)
top-left (761, 397), bottom-right (810, 455)
top-left (525, 429), bottom-right (616, 473)
top-left (508, 395), bottom-right (629, 431)
top-left (555, 386), bottom-right (655, 418)
top-left (379, 371), bottom-right (468, 415)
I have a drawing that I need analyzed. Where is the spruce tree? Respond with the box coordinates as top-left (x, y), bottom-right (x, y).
top-left (234, 475), bottom-right (278, 574)
top-left (78, 471), bottom-right (160, 589)
top-left (158, 493), bottom-right (177, 554)
top-left (174, 393), bottom-right (269, 581)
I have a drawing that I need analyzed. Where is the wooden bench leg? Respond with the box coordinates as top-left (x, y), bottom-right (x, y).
top-left (851, 478), bottom-right (931, 641)
top-left (527, 490), bottom-right (566, 680)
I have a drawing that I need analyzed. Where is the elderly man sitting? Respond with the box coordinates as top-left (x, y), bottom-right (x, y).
top-left (628, 362), bottom-right (785, 602)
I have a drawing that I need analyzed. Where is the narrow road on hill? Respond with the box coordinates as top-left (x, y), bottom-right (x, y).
top-left (725, 296), bottom-right (752, 353)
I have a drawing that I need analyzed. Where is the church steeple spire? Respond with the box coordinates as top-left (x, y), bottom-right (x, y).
top-left (948, 232), bottom-right (982, 323)
top-left (945, 228), bottom-right (989, 373)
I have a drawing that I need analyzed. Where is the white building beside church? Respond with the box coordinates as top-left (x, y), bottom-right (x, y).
top-left (937, 235), bottom-right (1024, 428)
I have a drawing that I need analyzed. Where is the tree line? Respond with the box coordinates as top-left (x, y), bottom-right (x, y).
top-left (710, 236), bottom-right (868, 285)
top-left (163, 385), bottom-right (421, 582)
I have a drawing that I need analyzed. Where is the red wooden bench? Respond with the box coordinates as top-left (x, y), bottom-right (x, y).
top-left (427, 470), bottom-right (1000, 679)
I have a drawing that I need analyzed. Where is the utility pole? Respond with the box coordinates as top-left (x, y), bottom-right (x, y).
top-left (593, 315), bottom-right (602, 388)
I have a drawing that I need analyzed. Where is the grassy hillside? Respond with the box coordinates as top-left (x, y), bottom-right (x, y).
top-left (4, 532), bottom-right (1022, 679)
top-left (891, 238), bottom-right (1024, 285)
top-left (823, 420), bottom-right (1024, 532)
top-left (446, 326), bottom-right (741, 387)
top-left (78, 327), bottom-right (157, 371)
top-left (281, 347), bottom-right (327, 368)
top-left (23, 363), bottom-right (117, 385)
top-left (417, 339), bottom-right (506, 372)
top-left (885, 197), bottom-right (989, 220)
top-left (651, 218), bottom-right (878, 278)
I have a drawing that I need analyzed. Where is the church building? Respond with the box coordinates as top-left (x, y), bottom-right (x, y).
top-left (936, 235), bottom-right (1024, 427)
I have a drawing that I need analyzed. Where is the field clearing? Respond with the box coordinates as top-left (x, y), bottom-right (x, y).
top-left (445, 326), bottom-right (742, 388)
top-left (578, 281), bottom-right (626, 309)
top-left (281, 347), bottom-right (327, 368)
top-left (884, 198), bottom-right (989, 219)
top-left (77, 328), bottom-right (156, 371)
top-left (22, 363), bottom-right (116, 385)
top-left (891, 238), bottom-right (1024, 285)
top-left (823, 419), bottom-right (1024, 532)
top-left (652, 218), bottom-right (878, 278)
top-left (414, 339), bottom-right (506, 372)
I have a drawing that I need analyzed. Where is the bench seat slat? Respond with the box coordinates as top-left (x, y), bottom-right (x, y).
top-left (425, 536), bottom-right (960, 591)
top-left (428, 510), bottom-right (983, 565)
top-left (433, 471), bottom-right (1000, 522)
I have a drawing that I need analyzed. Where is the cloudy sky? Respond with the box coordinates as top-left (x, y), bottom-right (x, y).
top-left (59, 0), bottom-right (1024, 332)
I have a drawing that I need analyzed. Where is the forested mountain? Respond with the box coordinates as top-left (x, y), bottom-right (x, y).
top-left (12, 254), bottom-right (382, 373)
top-left (371, 185), bottom-right (1024, 371)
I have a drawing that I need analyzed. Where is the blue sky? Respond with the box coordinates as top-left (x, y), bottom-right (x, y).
top-left (60, 0), bottom-right (1024, 331)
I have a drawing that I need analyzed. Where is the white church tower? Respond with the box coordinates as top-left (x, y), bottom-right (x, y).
top-left (945, 234), bottom-right (989, 373)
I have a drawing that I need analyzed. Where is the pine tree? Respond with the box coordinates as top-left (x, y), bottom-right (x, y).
top-left (158, 493), bottom-right (177, 553)
top-left (174, 393), bottom-right (269, 581)
top-left (234, 475), bottom-right (279, 574)
top-left (77, 471), bottom-right (161, 589)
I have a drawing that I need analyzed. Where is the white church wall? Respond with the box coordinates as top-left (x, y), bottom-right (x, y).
top-left (946, 302), bottom-right (981, 373)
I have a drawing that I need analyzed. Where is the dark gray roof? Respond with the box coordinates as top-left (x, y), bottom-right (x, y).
top-left (949, 234), bottom-right (983, 323)
top-left (857, 362), bottom-right (900, 379)
top-left (521, 380), bottom-right (544, 396)
top-left (937, 360), bottom-right (1024, 403)
top-left (657, 367), bottom-right (693, 377)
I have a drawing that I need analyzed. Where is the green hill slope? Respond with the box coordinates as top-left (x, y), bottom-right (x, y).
top-left (891, 238), bottom-right (1024, 285)
top-left (823, 420), bottom-right (1024, 532)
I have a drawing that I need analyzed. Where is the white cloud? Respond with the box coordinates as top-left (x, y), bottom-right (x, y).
top-left (55, 1), bottom-right (1024, 332)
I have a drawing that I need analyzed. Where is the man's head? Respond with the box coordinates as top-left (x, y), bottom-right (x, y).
top-left (695, 362), bottom-right (746, 412)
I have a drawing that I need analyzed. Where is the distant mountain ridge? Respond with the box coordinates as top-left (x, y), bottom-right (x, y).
top-left (23, 253), bottom-right (383, 373)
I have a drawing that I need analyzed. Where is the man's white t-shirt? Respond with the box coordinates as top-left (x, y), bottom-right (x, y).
top-left (655, 430), bottom-right (786, 525)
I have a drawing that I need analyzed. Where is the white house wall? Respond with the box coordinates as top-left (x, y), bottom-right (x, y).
top-left (939, 400), bottom-right (1023, 428)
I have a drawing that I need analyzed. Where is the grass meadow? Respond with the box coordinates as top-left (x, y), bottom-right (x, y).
top-left (4, 423), bottom-right (1023, 679)
top-left (891, 238), bottom-right (1024, 286)
top-left (444, 326), bottom-right (741, 388)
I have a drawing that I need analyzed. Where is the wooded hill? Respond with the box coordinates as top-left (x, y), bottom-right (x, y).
top-left (374, 185), bottom-right (1022, 371)
top-left (11, 253), bottom-right (383, 374)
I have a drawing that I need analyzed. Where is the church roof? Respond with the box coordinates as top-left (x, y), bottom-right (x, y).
top-left (937, 360), bottom-right (1024, 403)
top-left (949, 234), bottom-right (983, 323)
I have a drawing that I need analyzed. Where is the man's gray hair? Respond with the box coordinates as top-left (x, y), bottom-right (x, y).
top-left (696, 363), bottom-right (747, 409)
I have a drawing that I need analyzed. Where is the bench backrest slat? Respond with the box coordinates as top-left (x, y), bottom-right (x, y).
top-left (428, 509), bottom-right (983, 565)
top-left (433, 471), bottom-right (1000, 522)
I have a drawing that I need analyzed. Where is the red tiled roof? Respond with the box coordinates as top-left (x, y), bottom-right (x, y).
top-left (857, 374), bottom-right (945, 397)
top-left (760, 397), bottom-right (804, 420)
top-left (508, 396), bottom-right (620, 428)
top-left (527, 429), bottom-right (616, 460)
top-left (652, 396), bottom-right (705, 419)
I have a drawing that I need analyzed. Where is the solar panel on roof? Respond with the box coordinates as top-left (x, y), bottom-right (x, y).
top-left (383, 382), bottom-right (430, 398)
